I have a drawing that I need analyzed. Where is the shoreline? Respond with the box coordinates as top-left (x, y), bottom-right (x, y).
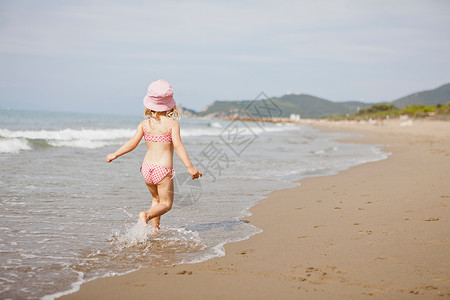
top-left (62, 119), bottom-right (450, 299)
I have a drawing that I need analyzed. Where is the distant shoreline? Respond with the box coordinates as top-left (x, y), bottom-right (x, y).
top-left (221, 114), bottom-right (450, 124)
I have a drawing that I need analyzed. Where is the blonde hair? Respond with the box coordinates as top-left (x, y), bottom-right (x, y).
top-left (144, 106), bottom-right (181, 120)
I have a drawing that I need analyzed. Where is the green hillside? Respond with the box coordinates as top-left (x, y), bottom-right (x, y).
top-left (199, 95), bottom-right (372, 119)
top-left (199, 100), bottom-right (251, 118)
top-left (332, 103), bottom-right (450, 120)
top-left (392, 83), bottom-right (450, 108)
top-left (274, 94), bottom-right (351, 118)
top-left (195, 82), bottom-right (450, 119)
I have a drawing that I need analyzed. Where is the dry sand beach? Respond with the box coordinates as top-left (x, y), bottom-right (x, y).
top-left (63, 119), bottom-right (450, 300)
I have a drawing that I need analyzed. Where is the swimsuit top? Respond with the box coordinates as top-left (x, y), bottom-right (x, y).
top-left (143, 118), bottom-right (173, 143)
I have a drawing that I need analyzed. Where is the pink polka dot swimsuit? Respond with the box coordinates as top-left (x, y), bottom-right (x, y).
top-left (143, 119), bottom-right (173, 143)
top-left (141, 163), bottom-right (174, 184)
top-left (140, 119), bottom-right (175, 184)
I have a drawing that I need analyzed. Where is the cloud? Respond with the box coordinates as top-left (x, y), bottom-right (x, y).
top-left (0, 0), bottom-right (449, 112)
top-left (1, 0), bottom-right (449, 62)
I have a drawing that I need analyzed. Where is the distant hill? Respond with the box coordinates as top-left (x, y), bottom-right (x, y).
top-left (199, 95), bottom-right (373, 119)
top-left (275, 94), bottom-right (345, 118)
top-left (392, 83), bottom-right (450, 108)
top-left (199, 99), bottom-right (249, 118)
top-left (273, 94), bottom-right (371, 118)
top-left (179, 106), bottom-right (199, 118)
top-left (192, 82), bottom-right (450, 119)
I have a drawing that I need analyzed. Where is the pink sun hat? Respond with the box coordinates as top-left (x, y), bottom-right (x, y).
top-left (143, 79), bottom-right (176, 111)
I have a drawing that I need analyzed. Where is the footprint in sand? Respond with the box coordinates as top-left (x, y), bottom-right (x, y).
top-left (306, 267), bottom-right (319, 273)
top-left (422, 285), bottom-right (438, 290)
top-left (290, 265), bottom-right (303, 269)
top-left (424, 217), bottom-right (439, 222)
top-left (304, 267), bottom-right (332, 283)
top-left (237, 249), bottom-right (254, 256)
top-left (298, 235), bottom-right (311, 239)
top-left (176, 270), bottom-right (193, 275)
top-left (375, 256), bottom-right (389, 260)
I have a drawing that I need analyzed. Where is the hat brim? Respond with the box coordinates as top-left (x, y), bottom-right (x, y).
top-left (143, 96), bottom-right (176, 112)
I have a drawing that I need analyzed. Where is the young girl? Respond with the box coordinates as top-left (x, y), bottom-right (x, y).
top-left (106, 79), bottom-right (202, 229)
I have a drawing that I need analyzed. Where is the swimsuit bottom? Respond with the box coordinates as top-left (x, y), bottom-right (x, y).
top-left (140, 162), bottom-right (175, 185)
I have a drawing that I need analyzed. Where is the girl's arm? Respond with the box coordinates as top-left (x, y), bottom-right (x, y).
top-left (106, 122), bottom-right (144, 163)
top-left (171, 120), bottom-right (202, 179)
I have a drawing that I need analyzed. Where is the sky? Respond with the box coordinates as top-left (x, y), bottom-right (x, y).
top-left (0, 0), bottom-right (449, 115)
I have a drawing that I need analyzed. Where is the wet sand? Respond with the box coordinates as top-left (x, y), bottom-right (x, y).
top-left (62, 119), bottom-right (450, 299)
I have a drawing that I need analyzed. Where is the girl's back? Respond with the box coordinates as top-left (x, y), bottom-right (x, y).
top-left (142, 116), bottom-right (175, 168)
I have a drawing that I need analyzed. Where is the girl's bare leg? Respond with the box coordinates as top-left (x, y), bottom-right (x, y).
top-left (150, 197), bottom-right (161, 229)
top-left (140, 175), bottom-right (174, 227)
top-left (139, 182), bottom-right (159, 227)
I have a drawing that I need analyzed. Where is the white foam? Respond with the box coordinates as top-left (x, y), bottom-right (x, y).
top-left (0, 122), bottom-right (302, 152)
top-left (0, 128), bottom-right (133, 151)
top-left (180, 127), bottom-right (223, 137)
top-left (111, 222), bottom-right (203, 252)
top-left (0, 138), bottom-right (31, 153)
top-left (184, 122), bottom-right (301, 138)
top-left (0, 128), bottom-right (134, 141)
top-left (41, 270), bottom-right (84, 300)
top-left (114, 222), bottom-right (155, 247)
top-left (312, 146), bottom-right (338, 154)
top-left (48, 140), bottom-right (116, 149)
top-left (0, 276), bottom-right (16, 284)
top-left (19, 253), bottom-right (39, 259)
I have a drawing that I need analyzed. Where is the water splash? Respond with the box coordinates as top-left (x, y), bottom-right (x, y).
top-left (111, 222), bottom-right (204, 251)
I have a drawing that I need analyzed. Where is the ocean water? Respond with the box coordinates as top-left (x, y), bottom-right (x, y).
top-left (0, 109), bottom-right (388, 299)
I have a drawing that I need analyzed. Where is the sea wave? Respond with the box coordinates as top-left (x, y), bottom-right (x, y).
top-left (0, 128), bottom-right (134, 141)
top-left (0, 128), bottom-right (134, 153)
top-left (0, 122), bottom-right (300, 153)
top-left (180, 122), bottom-right (298, 137)
top-left (0, 138), bottom-right (31, 154)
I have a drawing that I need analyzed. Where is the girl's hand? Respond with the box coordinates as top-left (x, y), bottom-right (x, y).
top-left (188, 166), bottom-right (202, 180)
top-left (106, 153), bottom-right (117, 163)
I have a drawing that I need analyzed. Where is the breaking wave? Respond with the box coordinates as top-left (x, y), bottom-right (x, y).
top-left (0, 128), bottom-right (134, 153)
top-left (0, 122), bottom-right (298, 153)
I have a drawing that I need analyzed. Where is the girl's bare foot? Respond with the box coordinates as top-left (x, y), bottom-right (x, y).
top-left (139, 211), bottom-right (148, 226)
top-left (149, 227), bottom-right (160, 238)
